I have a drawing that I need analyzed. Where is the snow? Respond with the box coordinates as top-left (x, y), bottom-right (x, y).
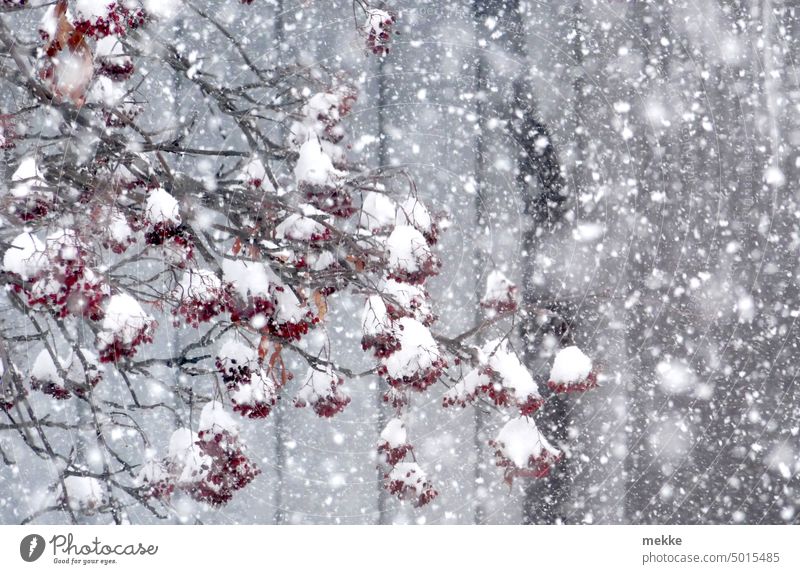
top-left (39, 5), bottom-right (58, 39)
top-left (396, 197), bottom-right (433, 235)
top-left (30, 349), bottom-right (60, 384)
top-left (360, 192), bottom-right (397, 233)
top-left (275, 204), bottom-right (330, 241)
top-left (223, 257), bottom-right (271, 300)
top-left (483, 339), bottom-right (541, 402)
top-left (294, 139), bottom-right (343, 186)
top-left (239, 157), bottom-right (275, 191)
top-left (380, 418), bottom-right (407, 447)
top-left (89, 76), bottom-right (125, 107)
top-left (388, 462), bottom-right (428, 494)
top-left (168, 428), bottom-right (211, 485)
top-left (63, 475), bottom-right (106, 512)
top-left (168, 428), bottom-right (196, 461)
top-left (218, 339), bottom-right (257, 366)
top-left (381, 317), bottom-right (441, 379)
top-left (11, 156), bottom-right (46, 199)
top-left (483, 270), bottom-right (513, 300)
top-left (381, 279), bottom-right (433, 324)
top-left (108, 211), bottom-right (133, 244)
top-left (100, 293), bottom-right (153, 344)
top-left (386, 226), bottom-right (431, 273)
top-left (198, 401), bottom-right (238, 437)
top-left (143, 0), bottom-right (179, 19)
top-left (272, 284), bottom-right (308, 324)
top-left (656, 359), bottom-right (698, 395)
top-left (52, 48), bottom-right (94, 103)
top-left (549, 345), bottom-right (593, 385)
top-left (443, 367), bottom-right (490, 405)
top-left (145, 188), bottom-right (181, 225)
top-left (494, 417), bottom-right (560, 468)
top-left (3, 232), bottom-right (46, 280)
top-left (362, 295), bottom-right (391, 337)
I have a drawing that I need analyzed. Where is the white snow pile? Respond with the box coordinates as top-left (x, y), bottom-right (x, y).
top-left (656, 358), bottom-right (698, 395)
top-left (198, 400), bottom-right (239, 438)
top-left (217, 339), bottom-right (257, 369)
top-left (380, 317), bottom-right (442, 385)
top-left (493, 416), bottom-right (560, 468)
top-left (275, 204), bottom-right (331, 242)
top-left (483, 339), bottom-right (541, 404)
top-left (30, 349), bottom-right (61, 385)
top-left (380, 418), bottom-right (407, 448)
top-left (222, 257), bottom-right (272, 300)
top-left (549, 345), bottom-right (593, 386)
top-left (360, 191), bottom-right (397, 234)
top-left (362, 295), bottom-right (391, 339)
top-left (74, 0), bottom-right (114, 21)
top-left (294, 139), bottom-right (344, 187)
top-left (63, 475), bottom-right (107, 513)
top-left (3, 232), bottom-right (47, 280)
top-left (145, 188), bottom-right (181, 226)
top-left (380, 279), bottom-right (434, 325)
top-left (10, 156), bottom-right (46, 199)
top-left (443, 367), bottom-right (491, 407)
top-left (396, 196), bottom-right (434, 238)
top-left (271, 283), bottom-right (310, 326)
top-left (108, 210), bottom-right (134, 245)
top-left (386, 225), bottom-right (434, 278)
top-left (88, 75), bottom-right (126, 107)
top-left (99, 293), bottom-right (153, 346)
top-left (480, 269), bottom-right (517, 311)
top-left (168, 428), bottom-right (211, 485)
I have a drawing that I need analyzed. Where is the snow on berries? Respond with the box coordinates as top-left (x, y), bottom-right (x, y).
top-left (3, 230), bottom-right (109, 320)
top-left (396, 196), bottom-right (439, 244)
top-left (294, 366), bottom-right (350, 418)
top-left (481, 339), bottom-right (544, 415)
top-left (480, 270), bottom-right (518, 315)
top-left (238, 157), bottom-right (273, 190)
top-left (139, 405), bottom-right (259, 507)
top-left (96, 293), bottom-right (155, 362)
top-left (295, 139), bottom-right (353, 218)
top-left (0, 114), bottom-right (17, 150)
top-left (362, 8), bottom-right (396, 56)
top-left (191, 401), bottom-right (260, 506)
top-left (3, 232), bottom-right (47, 281)
top-left (275, 204), bottom-right (333, 244)
top-left (216, 339), bottom-right (283, 419)
top-left (377, 418), bottom-right (411, 466)
top-left (172, 269), bottom-right (231, 327)
top-left (548, 345), bottom-right (596, 393)
top-left (72, 0), bottom-right (147, 39)
top-left (490, 417), bottom-right (562, 485)
top-left (29, 347), bottom-right (105, 401)
top-left (143, 188), bottom-right (192, 262)
top-left (360, 191), bottom-right (398, 236)
top-left (385, 225), bottom-right (440, 284)
top-left (223, 256), bottom-right (275, 324)
top-left (95, 35), bottom-right (134, 80)
top-left (378, 317), bottom-right (445, 392)
top-left (29, 349), bottom-right (70, 400)
top-left (384, 462), bottom-right (437, 508)
top-left (135, 459), bottom-right (174, 500)
top-left (8, 156), bottom-right (51, 221)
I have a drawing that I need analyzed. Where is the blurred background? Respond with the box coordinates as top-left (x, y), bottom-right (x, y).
top-left (2, 0), bottom-right (800, 524)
